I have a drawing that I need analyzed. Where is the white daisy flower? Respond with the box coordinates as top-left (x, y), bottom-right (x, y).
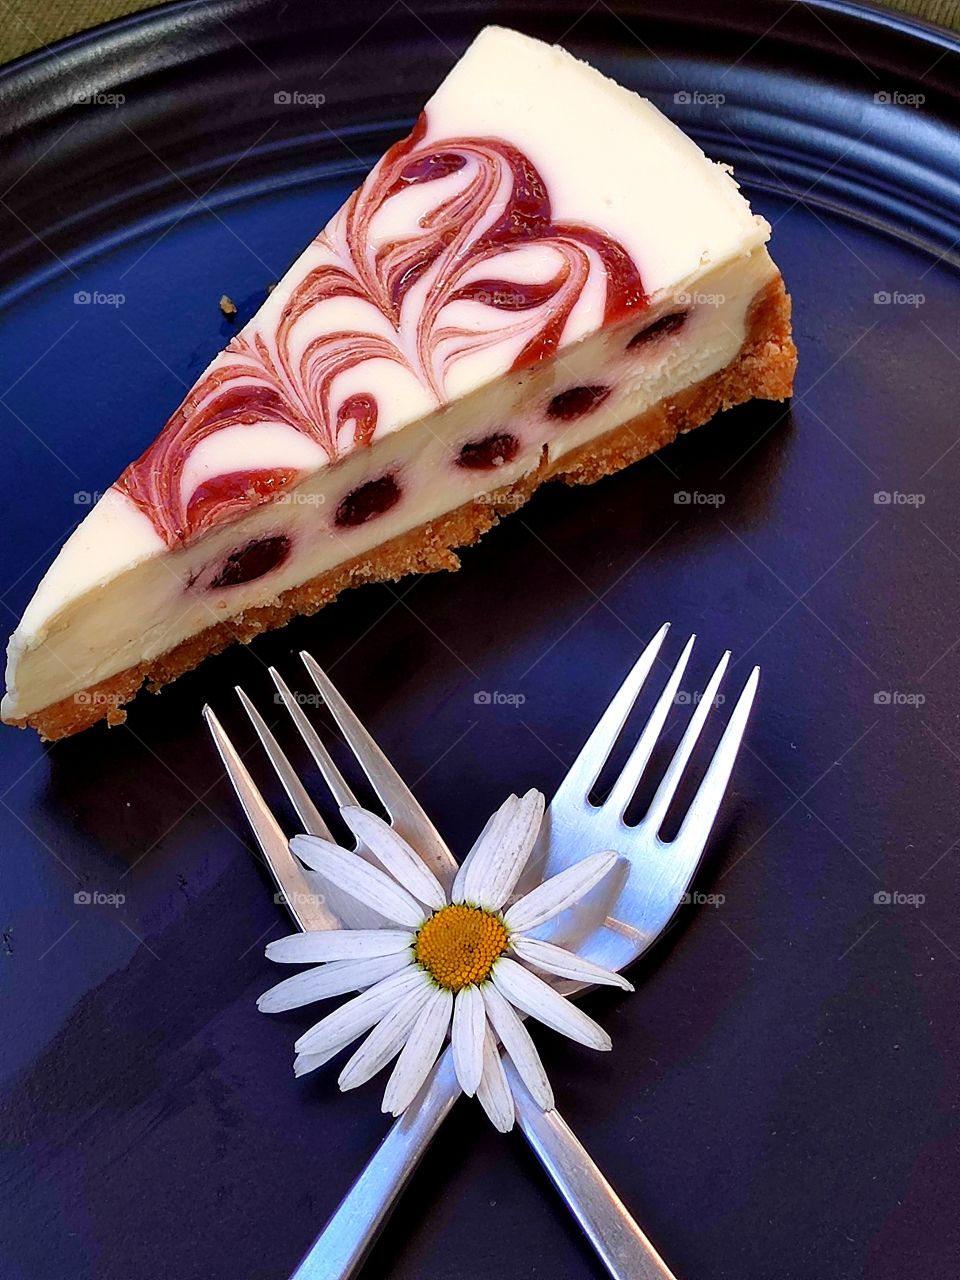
top-left (258, 789), bottom-right (631, 1131)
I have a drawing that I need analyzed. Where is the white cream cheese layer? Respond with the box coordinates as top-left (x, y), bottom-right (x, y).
top-left (3, 26), bottom-right (777, 721)
top-left (3, 249), bottom-right (776, 718)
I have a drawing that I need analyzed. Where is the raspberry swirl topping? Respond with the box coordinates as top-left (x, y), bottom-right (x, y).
top-left (117, 112), bottom-right (646, 546)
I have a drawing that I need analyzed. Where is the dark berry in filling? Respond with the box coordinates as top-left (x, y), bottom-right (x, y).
top-left (456, 433), bottom-right (520, 470)
top-left (627, 311), bottom-right (688, 349)
top-left (211, 534), bottom-right (291, 588)
top-left (335, 474), bottom-right (401, 527)
top-left (546, 385), bottom-right (611, 422)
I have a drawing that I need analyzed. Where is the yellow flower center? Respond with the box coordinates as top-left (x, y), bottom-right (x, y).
top-left (414, 903), bottom-right (509, 992)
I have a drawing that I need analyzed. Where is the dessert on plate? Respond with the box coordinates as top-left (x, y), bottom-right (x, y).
top-left (2, 26), bottom-right (796, 739)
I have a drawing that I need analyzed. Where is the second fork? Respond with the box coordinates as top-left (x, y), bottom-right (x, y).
top-left (206, 623), bottom-right (757, 1279)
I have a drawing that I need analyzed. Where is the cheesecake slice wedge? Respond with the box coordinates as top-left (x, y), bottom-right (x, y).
top-left (2, 26), bottom-right (796, 739)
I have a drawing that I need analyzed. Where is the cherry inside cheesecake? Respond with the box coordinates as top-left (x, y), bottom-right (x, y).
top-left (2, 26), bottom-right (796, 739)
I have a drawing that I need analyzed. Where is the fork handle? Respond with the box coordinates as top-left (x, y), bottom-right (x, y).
top-left (508, 1060), bottom-right (678, 1280)
top-left (289, 1046), bottom-right (460, 1280)
top-left (290, 1043), bottom-right (677, 1280)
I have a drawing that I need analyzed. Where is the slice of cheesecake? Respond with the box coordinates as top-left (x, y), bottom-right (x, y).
top-left (2, 26), bottom-right (796, 739)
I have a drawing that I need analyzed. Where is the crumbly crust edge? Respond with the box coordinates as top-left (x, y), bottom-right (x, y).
top-left (8, 275), bottom-right (796, 740)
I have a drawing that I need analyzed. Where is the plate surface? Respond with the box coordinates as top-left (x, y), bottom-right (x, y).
top-left (2, 3), bottom-right (959, 1278)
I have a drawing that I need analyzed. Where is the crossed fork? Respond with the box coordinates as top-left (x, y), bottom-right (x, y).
top-left (206, 622), bottom-right (758, 1279)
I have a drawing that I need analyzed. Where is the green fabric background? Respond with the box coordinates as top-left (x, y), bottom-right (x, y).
top-left (2, 0), bottom-right (959, 65)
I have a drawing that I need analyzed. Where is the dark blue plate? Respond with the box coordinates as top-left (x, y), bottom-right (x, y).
top-left (1, 3), bottom-right (959, 1277)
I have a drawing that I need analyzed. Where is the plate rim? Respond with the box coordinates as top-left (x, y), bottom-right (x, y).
top-left (1, 0), bottom-right (958, 95)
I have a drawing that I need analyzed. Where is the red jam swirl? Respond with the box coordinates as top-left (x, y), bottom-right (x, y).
top-left (186, 468), bottom-right (299, 530)
top-left (116, 112), bottom-right (646, 548)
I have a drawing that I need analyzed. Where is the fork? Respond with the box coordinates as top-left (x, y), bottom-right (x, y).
top-left (205, 622), bottom-right (759, 1279)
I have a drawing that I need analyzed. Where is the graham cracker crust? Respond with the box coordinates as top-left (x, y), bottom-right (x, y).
top-left (11, 276), bottom-right (796, 740)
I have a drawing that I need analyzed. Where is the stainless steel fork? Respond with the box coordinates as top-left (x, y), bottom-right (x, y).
top-left (205, 623), bottom-right (759, 1280)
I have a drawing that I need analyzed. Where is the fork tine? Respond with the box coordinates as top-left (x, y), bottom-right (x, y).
top-left (300, 652), bottom-right (459, 887)
top-left (552, 622), bottom-right (670, 807)
top-left (604, 633), bottom-right (695, 817)
top-left (674, 665), bottom-right (760, 851)
top-left (203, 705), bottom-right (337, 933)
top-left (641, 649), bottom-right (730, 835)
top-left (235, 687), bottom-right (334, 840)
top-left (270, 668), bottom-right (359, 811)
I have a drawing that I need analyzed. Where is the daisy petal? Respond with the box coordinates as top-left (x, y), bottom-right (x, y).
top-left (265, 929), bottom-right (413, 965)
top-left (301, 866), bottom-right (385, 933)
top-left (503, 850), bottom-right (619, 934)
top-left (294, 1052), bottom-right (329, 1077)
top-left (476, 1024), bottom-right (515, 1132)
top-left (452, 794), bottom-right (518, 902)
top-left (457, 789), bottom-right (544, 910)
top-left (291, 835), bottom-right (426, 929)
top-left (338, 979), bottom-right (433, 1091)
top-left (257, 953), bottom-right (409, 1012)
top-left (341, 807), bottom-right (447, 911)
top-left (295, 965), bottom-right (425, 1057)
top-left (451, 985), bottom-right (486, 1096)
top-left (382, 986), bottom-right (453, 1116)
top-left (492, 957), bottom-right (611, 1051)
top-left (481, 983), bottom-right (554, 1111)
top-left (510, 936), bottom-right (633, 992)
